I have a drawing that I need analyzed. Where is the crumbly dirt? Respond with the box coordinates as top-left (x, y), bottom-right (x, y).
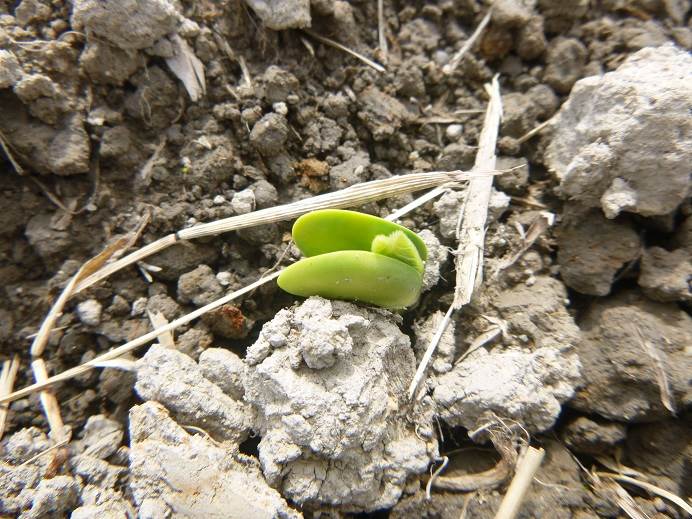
top-left (1, 0), bottom-right (690, 518)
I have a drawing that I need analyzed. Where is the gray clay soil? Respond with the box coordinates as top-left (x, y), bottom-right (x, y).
top-left (0, 0), bottom-right (691, 518)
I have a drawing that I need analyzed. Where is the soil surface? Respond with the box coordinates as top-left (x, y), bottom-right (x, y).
top-left (0, 0), bottom-right (690, 518)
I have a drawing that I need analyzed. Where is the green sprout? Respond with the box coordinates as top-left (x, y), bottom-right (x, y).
top-left (277, 209), bottom-right (427, 309)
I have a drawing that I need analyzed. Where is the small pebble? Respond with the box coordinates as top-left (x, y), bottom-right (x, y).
top-left (76, 299), bottom-right (102, 327)
top-left (131, 297), bottom-right (148, 316)
top-left (216, 271), bottom-right (232, 286)
top-left (272, 102), bottom-right (288, 115)
top-left (213, 195), bottom-right (226, 205)
top-left (445, 124), bottom-right (463, 140)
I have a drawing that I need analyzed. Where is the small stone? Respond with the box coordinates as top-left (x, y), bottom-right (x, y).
top-left (445, 124), bottom-right (463, 140)
top-left (213, 195), bottom-right (226, 205)
top-left (250, 179), bottom-right (279, 208)
top-left (244, 0), bottom-right (310, 30)
top-left (638, 247), bottom-right (691, 303)
top-left (273, 101), bottom-right (288, 115)
top-left (250, 113), bottom-right (289, 156)
top-left (0, 50), bottom-right (22, 89)
top-left (561, 416), bottom-right (626, 455)
top-left (76, 299), bottom-right (103, 327)
top-left (231, 188), bottom-right (256, 214)
top-left (544, 37), bottom-right (587, 94)
top-left (71, 0), bottom-right (180, 50)
top-left (434, 346), bottom-right (581, 434)
top-left (177, 265), bottom-right (224, 307)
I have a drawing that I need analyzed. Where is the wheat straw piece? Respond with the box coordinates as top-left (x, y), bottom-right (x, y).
top-left (31, 359), bottom-right (68, 443)
top-left (494, 447), bottom-right (545, 519)
top-left (0, 356), bottom-right (20, 439)
top-left (442, 10), bottom-right (492, 75)
top-left (408, 76), bottom-right (502, 400)
top-left (595, 472), bottom-right (692, 516)
top-left (377, 0), bottom-right (388, 61)
top-left (74, 170), bottom-right (491, 295)
top-left (303, 29), bottom-right (386, 72)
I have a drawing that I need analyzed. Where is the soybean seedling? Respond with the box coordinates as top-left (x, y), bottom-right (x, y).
top-left (277, 209), bottom-right (427, 309)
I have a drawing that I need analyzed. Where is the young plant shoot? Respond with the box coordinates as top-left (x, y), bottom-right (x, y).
top-left (278, 209), bottom-right (427, 309)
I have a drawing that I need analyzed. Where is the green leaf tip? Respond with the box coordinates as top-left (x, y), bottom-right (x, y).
top-left (278, 209), bottom-right (427, 309)
top-left (371, 230), bottom-right (424, 274)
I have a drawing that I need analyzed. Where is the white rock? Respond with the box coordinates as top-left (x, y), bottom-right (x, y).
top-left (546, 45), bottom-right (692, 218)
top-left (231, 188), bottom-right (256, 214)
top-left (245, 297), bottom-right (435, 512)
top-left (129, 401), bottom-right (301, 518)
top-left (76, 299), bottom-right (102, 327)
top-left (434, 346), bottom-right (581, 433)
top-left (135, 344), bottom-right (253, 442)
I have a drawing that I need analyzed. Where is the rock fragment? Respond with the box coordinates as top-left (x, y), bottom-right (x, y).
top-left (570, 291), bottom-right (692, 421)
top-left (561, 416), bottom-right (626, 455)
top-left (135, 344), bottom-right (253, 442)
top-left (543, 37), bottom-right (587, 93)
top-left (357, 86), bottom-right (413, 141)
top-left (71, 0), bottom-right (179, 50)
top-left (0, 50), bottom-right (22, 89)
top-left (557, 208), bottom-right (640, 296)
top-left (434, 346), bottom-right (581, 433)
top-left (245, 297), bottom-right (434, 511)
top-left (244, 0), bottom-right (311, 30)
top-left (177, 264), bottom-right (224, 307)
top-left (638, 247), bottom-right (691, 303)
top-left (546, 45), bottom-right (692, 218)
top-left (128, 401), bottom-right (301, 518)
top-left (329, 150), bottom-right (370, 190)
top-left (250, 113), bottom-right (289, 156)
top-left (76, 299), bottom-right (103, 327)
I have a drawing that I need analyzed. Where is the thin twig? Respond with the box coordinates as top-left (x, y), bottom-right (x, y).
top-left (0, 356), bottom-right (20, 439)
top-left (454, 76), bottom-right (502, 307)
top-left (492, 211), bottom-right (555, 277)
top-left (19, 436), bottom-right (71, 467)
top-left (31, 359), bottom-right (68, 443)
top-left (30, 234), bottom-right (136, 357)
top-left (303, 29), bottom-right (386, 73)
top-left (594, 472), bottom-right (692, 516)
top-left (494, 447), bottom-right (545, 519)
top-left (516, 118), bottom-right (553, 145)
top-left (408, 76), bottom-right (502, 400)
top-left (148, 311), bottom-right (175, 349)
top-left (377, 0), bottom-right (388, 62)
top-left (426, 457), bottom-right (449, 499)
top-left (636, 327), bottom-right (676, 415)
top-left (0, 128), bottom-right (25, 175)
top-left (442, 10), bottom-right (492, 75)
